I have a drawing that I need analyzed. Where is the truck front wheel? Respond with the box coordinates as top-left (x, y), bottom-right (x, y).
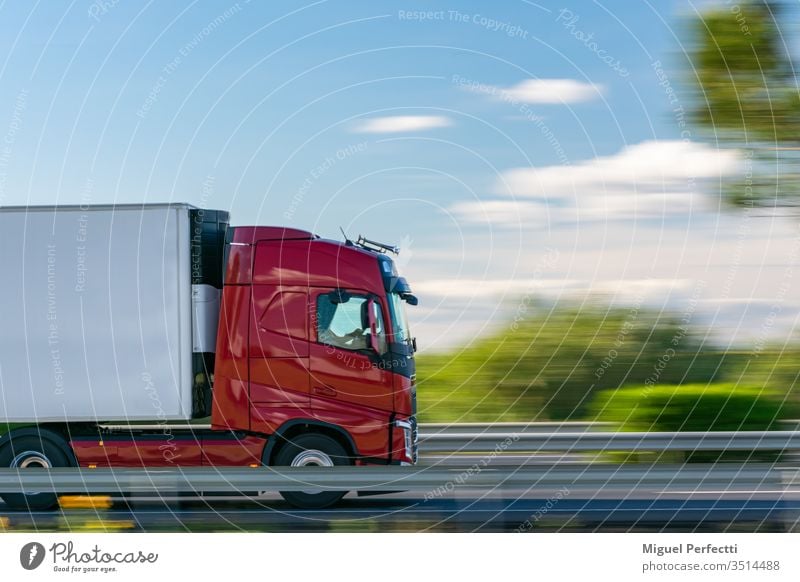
top-left (273, 433), bottom-right (349, 509)
top-left (0, 435), bottom-right (69, 511)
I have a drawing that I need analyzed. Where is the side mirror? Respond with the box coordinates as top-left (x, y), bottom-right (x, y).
top-left (402, 294), bottom-right (419, 306)
top-left (367, 298), bottom-right (380, 354)
top-left (328, 289), bottom-right (351, 304)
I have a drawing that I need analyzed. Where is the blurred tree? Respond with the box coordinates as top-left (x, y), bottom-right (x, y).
top-left (590, 383), bottom-right (789, 460)
top-left (689, 0), bottom-right (800, 208)
top-left (416, 302), bottom-right (728, 422)
top-left (733, 341), bottom-right (800, 411)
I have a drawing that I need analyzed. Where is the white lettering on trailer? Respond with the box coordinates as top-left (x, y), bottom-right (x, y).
top-left (46, 244), bottom-right (64, 395)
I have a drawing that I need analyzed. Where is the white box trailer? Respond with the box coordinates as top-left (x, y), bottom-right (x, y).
top-left (0, 204), bottom-right (228, 422)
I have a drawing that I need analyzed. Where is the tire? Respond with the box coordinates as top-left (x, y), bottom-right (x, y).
top-left (273, 433), bottom-right (350, 509)
top-left (0, 434), bottom-right (69, 511)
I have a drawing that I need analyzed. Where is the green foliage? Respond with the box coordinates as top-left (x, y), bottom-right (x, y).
top-left (416, 303), bottom-right (728, 423)
top-left (731, 343), bottom-right (800, 410)
top-left (691, 2), bottom-right (796, 141)
top-left (589, 383), bottom-right (790, 461)
top-left (589, 383), bottom-right (786, 431)
top-left (416, 301), bottom-right (800, 427)
top-left (687, 0), bottom-right (800, 206)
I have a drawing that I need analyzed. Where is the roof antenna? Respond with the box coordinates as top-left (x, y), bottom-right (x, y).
top-left (340, 226), bottom-right (354, 246)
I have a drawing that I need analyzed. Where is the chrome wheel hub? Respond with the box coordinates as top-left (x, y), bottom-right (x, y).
top-left (10, 451), bottom-right (52, 495)
top-left (291, 449), bottom-right (333, 495)
top-left (290, 449), bottom-right (334, 468)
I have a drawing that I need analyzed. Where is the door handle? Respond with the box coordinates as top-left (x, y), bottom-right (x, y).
top-left (313, 385), bottom-right (337, 397)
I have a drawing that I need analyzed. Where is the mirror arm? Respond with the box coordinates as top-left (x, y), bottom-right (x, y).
top-left (366, 298), bottom-right (381, 353)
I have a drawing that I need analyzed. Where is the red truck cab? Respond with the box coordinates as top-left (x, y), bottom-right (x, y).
top-left (53, 222), bottom-right (418, 510)
top-left (214, 225), bottom-right (419, 460)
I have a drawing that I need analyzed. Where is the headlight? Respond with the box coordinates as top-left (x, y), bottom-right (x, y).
top-left (395, 419), bottom-right (414, 461)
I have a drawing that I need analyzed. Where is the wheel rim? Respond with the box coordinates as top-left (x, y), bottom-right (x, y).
top-left (10, 451), bottom-right (52, 496)
top-left (290, 449), bottom-right (333, 495)
top-left (290, 449), bottom-right (334, 468)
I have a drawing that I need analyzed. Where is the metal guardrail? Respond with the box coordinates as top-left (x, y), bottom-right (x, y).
top-left (418, 431), bottom-right (800, 454)
top-left (0, 429), bottom-right (797, 495)
top-left (0, 464), bottom-right (791, 494)
top-left (102, 422), bottom-right (608, 434)
top-left (104, 424), bottom-right (800, 454)
top-left (0, 423), bottom-right (800, 493)
top-left (421, 421), bottom-right (800, 435)
top-left (420, 422), bottom-right (609, 435)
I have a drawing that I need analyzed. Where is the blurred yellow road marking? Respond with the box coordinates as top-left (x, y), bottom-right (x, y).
top-left (79, 520), bottom-right (135, 530)
top-left (58, 496), bottom-right (112, 509)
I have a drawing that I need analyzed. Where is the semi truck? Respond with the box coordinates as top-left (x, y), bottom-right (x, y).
top-left (0, 203), bottom-right (418, 509)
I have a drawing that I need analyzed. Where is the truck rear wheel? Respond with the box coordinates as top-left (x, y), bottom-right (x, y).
top-left (0, 435), bottom-right (69, 511)
top-left (274, 433), bottom-right (349, 509)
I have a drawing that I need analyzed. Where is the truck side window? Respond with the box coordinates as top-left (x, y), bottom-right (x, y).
top-left (317, 293), bottom-right (378, 351)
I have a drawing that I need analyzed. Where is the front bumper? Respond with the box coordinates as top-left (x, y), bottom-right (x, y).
top-left (394, 417), bottom-right (418, 464)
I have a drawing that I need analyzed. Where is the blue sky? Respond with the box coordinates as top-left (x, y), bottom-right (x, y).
top-left (0, 0), bottom-right (798, 350)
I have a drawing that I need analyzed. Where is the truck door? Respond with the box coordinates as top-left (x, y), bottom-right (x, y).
top-left (249, 285), bottom-right (310, 410)
top-left (308, 288), bottom-right (394, 413)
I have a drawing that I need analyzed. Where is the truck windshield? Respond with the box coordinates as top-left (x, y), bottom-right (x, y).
top-left (388, 293), bottom-right (411, 344)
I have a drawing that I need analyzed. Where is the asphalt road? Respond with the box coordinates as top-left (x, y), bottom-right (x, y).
top-left (1, 489), bottom-right (798, 533)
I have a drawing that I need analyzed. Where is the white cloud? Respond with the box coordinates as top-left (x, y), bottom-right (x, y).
top-left (415, 277), bottom-right (693, 301)
top-left (450, 200), bottom-right (552, 228)
top-left (495, 79), bottom-right (603, 104)
top-left (453, 140), bottom-right (740, 226)
top-left (351, 115), bottom-right (452, 134)
top-left (502, 140), bottom-right (738, 198)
